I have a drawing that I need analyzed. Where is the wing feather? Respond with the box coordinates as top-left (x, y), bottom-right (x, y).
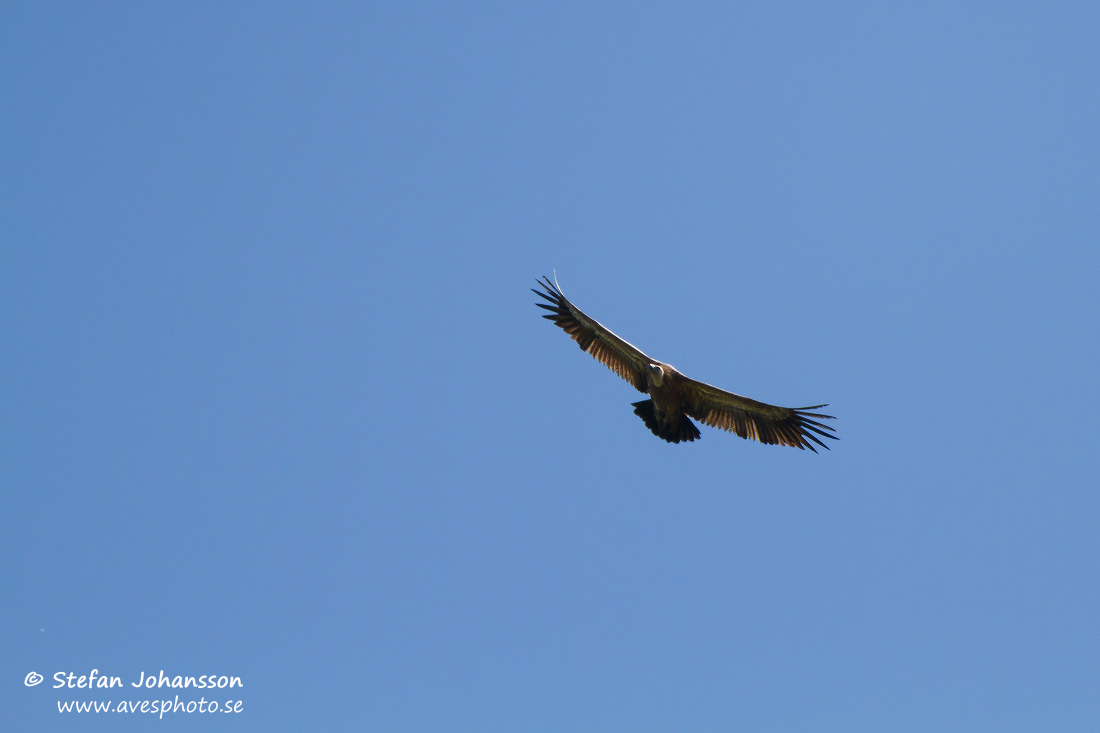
top-left (681, 377), bottom-right (838, 452)
top-left (533, 275), bottom-right (650, 393)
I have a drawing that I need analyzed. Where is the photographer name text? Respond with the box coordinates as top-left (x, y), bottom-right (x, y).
top-left (53, 669), bottom-right (242, 690)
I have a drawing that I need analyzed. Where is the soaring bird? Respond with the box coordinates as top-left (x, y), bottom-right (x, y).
top-left (533, 275), bottom-right (837, 449)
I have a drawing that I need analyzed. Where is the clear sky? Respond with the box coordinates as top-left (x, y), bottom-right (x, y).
top-left (3, 2), bottom-right (1098, 730)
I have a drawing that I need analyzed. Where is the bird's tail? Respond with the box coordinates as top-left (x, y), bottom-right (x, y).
top-left (631, 400), bottom-right (700, 444)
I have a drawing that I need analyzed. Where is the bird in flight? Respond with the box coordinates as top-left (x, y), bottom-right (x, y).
top-left (533, 275), bottom-right (837, 450)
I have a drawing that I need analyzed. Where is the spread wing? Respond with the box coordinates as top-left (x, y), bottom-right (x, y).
top-left (681, 377), bottom-right (838, 452)
top-left (533, 275), bottom-right (651, 393)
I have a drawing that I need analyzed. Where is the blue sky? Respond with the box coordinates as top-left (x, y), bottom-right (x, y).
top-left (2, 2), bottom-right (1098, 730)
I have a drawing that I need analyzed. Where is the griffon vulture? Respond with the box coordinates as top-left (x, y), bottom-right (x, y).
top-left (533, 275), bottom-right (837, 449)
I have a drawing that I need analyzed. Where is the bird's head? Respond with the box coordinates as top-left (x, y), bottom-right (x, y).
top-left (647, 363), bottom-right (665, 387)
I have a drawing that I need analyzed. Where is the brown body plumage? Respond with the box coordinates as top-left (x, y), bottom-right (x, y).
top-left (533, 275), bottom-right (837, 449)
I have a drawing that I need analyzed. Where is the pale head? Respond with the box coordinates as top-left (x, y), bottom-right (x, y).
top-left (647, 363), bottom-right (665, 387)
